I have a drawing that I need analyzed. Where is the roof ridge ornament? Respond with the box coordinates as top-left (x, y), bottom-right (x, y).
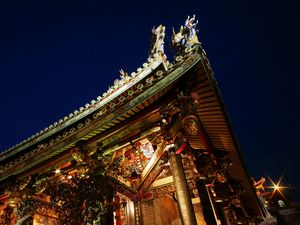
top-left (172, 15), bottom-right (200, 55)
top-left (119, 69), bottom-right (130, 82)
top-left (149, 25), bottom-right (166, 56)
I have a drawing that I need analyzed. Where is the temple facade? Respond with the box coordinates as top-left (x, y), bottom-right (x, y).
top-left (0, 16), bottom-right (272, 225)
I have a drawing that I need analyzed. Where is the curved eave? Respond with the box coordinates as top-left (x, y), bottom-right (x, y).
top-left (0, 50), bottom-right (200, 181)
top-left (0, 53), bottom-right (169, 162)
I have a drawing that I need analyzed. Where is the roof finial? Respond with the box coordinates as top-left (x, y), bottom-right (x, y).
top-left (172, 15), bottom-right (200, 55)
top-left (149, 25), bottom-right (166, 56)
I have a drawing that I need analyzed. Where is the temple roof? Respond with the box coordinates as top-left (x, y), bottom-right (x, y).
top-left (0, 53), bottom-right (169, 161)
top-left (0, 22), bottom-right (251, 187)
top-left (0, 20), bottom-right (262, 214)
top-left (0, 25), bottom-right (168, 162)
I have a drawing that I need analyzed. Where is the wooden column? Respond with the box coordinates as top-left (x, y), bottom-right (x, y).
top-left (169, 152), bottom-right (197, 225)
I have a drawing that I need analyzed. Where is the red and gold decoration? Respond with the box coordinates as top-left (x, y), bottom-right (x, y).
top-left (138, 139), bottom-right (155, 160)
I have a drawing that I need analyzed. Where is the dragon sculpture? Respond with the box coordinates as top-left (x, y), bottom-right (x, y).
top-left (172, 15), bottom-right (200, 53)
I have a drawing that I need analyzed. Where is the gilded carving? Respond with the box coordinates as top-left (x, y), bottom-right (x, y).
top-left (182, 115), bottom-right (199, 135)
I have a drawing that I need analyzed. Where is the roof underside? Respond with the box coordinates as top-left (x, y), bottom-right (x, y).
top-left (184, 52), bottom-right (261, 214)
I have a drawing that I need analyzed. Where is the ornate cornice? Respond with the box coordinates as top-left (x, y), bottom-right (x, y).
top-left (0, 54), bottom-right (168, 160)
top-left (0, 46), bottom-right (202, 181)
top-left (0, 24), bottom-right (169, 160)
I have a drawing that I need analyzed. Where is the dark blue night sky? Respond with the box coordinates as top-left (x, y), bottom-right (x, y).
top-left (0, 1), bottom-right (299, 197)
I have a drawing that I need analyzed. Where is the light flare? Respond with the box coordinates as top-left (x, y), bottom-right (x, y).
top-left (265, 175), bottom-right (287, 199)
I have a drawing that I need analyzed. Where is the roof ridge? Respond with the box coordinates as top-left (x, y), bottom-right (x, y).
top-left (0, 25), bottom-right (168, 158)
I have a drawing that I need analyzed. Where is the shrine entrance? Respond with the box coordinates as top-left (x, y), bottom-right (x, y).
top-left (139, 195), bottom-right (181, 225)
